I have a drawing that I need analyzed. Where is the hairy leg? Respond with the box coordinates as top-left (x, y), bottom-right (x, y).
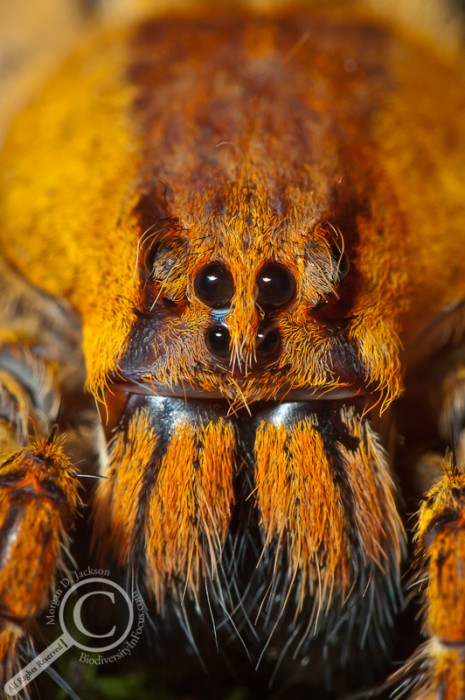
top-left (0, 347), bottom-right (78, 681)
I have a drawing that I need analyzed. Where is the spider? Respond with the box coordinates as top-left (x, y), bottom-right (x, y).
top-left (0, 1), bottom-right (465, 698)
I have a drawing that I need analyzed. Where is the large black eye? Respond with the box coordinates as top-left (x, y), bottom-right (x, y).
top-left (256, 263), bottom-right (295, 308)
top-left (194, 262), bottom-right (234, 308)
top-left (206, 324), bottom-right (230, 357)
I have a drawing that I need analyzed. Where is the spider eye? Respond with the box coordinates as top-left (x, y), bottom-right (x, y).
top-left (194, 262), bottom-right (234, 308)
top-left (256, 263), bottom-right (295, 308)
top-left (331, 246), bottom-right (350, 281)
top-left (206, 324), bottom-right (230, 357)
top-left (339, 253), bottom-right (350, 279)
top-left (256, 325), bottom-right (281, 358)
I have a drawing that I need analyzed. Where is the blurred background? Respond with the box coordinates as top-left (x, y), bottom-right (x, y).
top-left (1, 0), bottom-right (465, 142)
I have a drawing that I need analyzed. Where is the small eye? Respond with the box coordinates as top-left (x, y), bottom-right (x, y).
top-left (256, 325), bottom-right (281, 358)
top-left (313, 298), bottom-right (329, 312)
top-left (194, 262), bottom-right (234, 308)
top-left (256, 263), bottom-right (296, 308)
top-left (206, 324), bottom-right (230, 357)
top-left (339, 253), bottom-right (350, 279)
top-left (331, 247), bottom-right (350, 281)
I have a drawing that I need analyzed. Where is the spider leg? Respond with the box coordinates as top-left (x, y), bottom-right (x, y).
top-left (392, 364), bottom-right (465, 699)
top-left (405, 459), bottom-right (465, 700)
top-left (0, 346), bottom-right (79, 682)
